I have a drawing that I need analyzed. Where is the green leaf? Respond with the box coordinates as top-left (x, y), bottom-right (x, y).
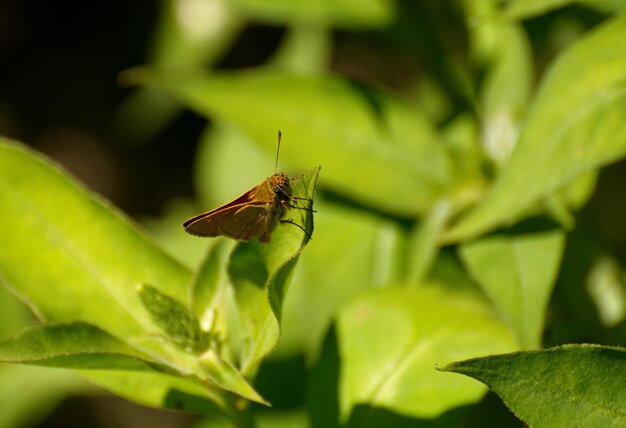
top-left (82, 369), bottom-right (229, 417)
top-left (0, 140), bottom-right (206, 371)
top-left (151, 0), bottom-right (241, 69)
top-left (227, 167), bottom-right (319, 375)
top-left (140, 70), bottom-right (453, 217)
top-left (190, 239), bottom-right (234, 328)
top-left (137, 284), bottom-right (209, 354)
top-left (230, 0), bottom-right (395, 28)
top-left (198, 349), bottom-right (268, 405)
top-left (406, 199), bottom-right (452, 284)
top-left (459, 228), bottom-right (565, 349)
top-left (254, 409), bottom-right (310, 428)
top-left (0, 284), bottom-right (31, 340)
top-left (270, 24), bottom-right (331, 73)
top-left (0, 322), bottom-right (169, 372)
top-left (337, 286), bottom-right (517, 422)
top-left (502, 0), bottom-right (626, 20)
top-left (0, 139), bottom-right (235, 414)
top-left (446, 14), bottom-right (626, 241)
top-left (194, 125), bottom-right (404, 360)
top-left (563, 170), bottom-right (598, 211)
top-left (466, 0), bottom-right (533, 164)
top-left (586, 256), bottom-right (626, 327)
top-left (544, 171), bottom-right (598, 229)
top-left (0, 139), bottom-right (191, 342)
top-left (441, 113), bottom-right (483, 182)
top-left (441, 345), bottom-right (626, 427)
top-left (278, 201), bottom-right (403, 359)
top-left (142, 255), bottom-right (268, 405)
top-left (580, 0), bottom-right (626, 13)
top-left (0, 365), bottom-right (89, 428)
top-left (137, 260), bottom-right (269, 404)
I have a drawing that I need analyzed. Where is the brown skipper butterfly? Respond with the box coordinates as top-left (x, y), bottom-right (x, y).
top-left (183, 131), bottom-right (312, 243)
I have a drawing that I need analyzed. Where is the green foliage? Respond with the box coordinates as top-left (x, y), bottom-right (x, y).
top-left (459, 229), bottom-right (565, 349)
top-left (502, 0), bottom-right (626, 19)
top-left (0, 365), bottom-right (87, 428)
top-left (337, 286), bottom-right (516, 422)
top-left (0, 138), bottom-right (318, 421)
top-left (229, 0), bottom-right (395, 27)
top-left (0, 322), bottom-right (165, 371)
top-left (133, 70), bottom-right (453, 217)
top-left (137, 284), bottom-right (210, 354)
top-left (447, 13), bottom-right (626, 241)
top-left (1, 1), bottom-right (626, 427)
top-left (442, 345), bottom-right (626, 427)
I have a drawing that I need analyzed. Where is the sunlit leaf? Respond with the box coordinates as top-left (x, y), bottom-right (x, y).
top-left (447, 14), bottom-right (626, 241)
top-left (0, 139), bottom-right (191, 340)
top-left (466, 0), bottom-right (533, 164)
top-left (0, 322), bottom-right (168, 372)
top-left (230, 0), bottom-right (395, 28)
top-left (337, 286), bottom-right (516, 422)
top-left (226, 167), bottom-right (319, 375)
top-left (278, 201), bottom-right (403, 359)
top-left (0, 139), bottom-right (234, 413)
top-left (140, 70), bottom-right (454, 217)
top-left (0, 365), bottom-right (89, 428)
top-left (137, 284), bottom-right (209, 354)
top-left (198, 348), bottom-right (268, 405)
top-left (502, 0), bottom-right (626, 20)
top-left (459, 228), bottom-right (565, 349)
top-left (406, 199), bottom-right (452, 284)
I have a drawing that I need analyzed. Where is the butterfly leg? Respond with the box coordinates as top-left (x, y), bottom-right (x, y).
top-left (280, 198), bottom-right (317, 212)
top-left (277, 187), bottom-right (313, 203)
top-left (280, 218), bottom-right (312, 240)
top-left (289, 195), bottom-right (313, 202)
top-left (287, 203), bottom-right (317, 212)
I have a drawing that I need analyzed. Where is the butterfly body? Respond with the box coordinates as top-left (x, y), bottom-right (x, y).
top-left (183, 172), bottom-right (291, 243)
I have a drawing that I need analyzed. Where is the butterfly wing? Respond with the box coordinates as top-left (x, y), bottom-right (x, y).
top-left (219, 203), bottom-right (272, 241)
top-left (183, 182), bottom-right (262, 235)
top-left (183, 204), bottom-right (238, 237)
top-left (183, 177), bottom-right (280, 240)
top-left (184, 202), bottom-right (271, 240)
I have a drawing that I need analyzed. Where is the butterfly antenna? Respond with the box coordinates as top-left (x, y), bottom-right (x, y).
top-left (274, 130), bottom-right (282, 174)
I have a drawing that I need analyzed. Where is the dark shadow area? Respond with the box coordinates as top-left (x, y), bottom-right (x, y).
top-left (346, 403), bottom-right (473, 428)
top-left (472, 215), bottom-right (563, 239)
top-left (215, 24), bottom-right (285, 70)
top-left (39, 396), bottom-right (105, 428)
top-left (308, 326), bottom-right (341, 428)
top-left (0, 0), bottom-right (206, 217)
top-left (42, 394), bottom-right (194, 428)
top-left (163, 388), bottom-right (223, 416)
top-left (546, 229), bottom-right (626, 347)
top-left (579, 159), bottom-right (626, 262)
top-left (252, 353), bottom-right (308, 411)
top-left (461, 391), bottom-right (525, 428)
top-left (228, 241), bottom-right (270, 287)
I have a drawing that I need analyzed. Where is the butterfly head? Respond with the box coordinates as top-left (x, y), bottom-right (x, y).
top-left (270, 172), bottom-right (289, 195)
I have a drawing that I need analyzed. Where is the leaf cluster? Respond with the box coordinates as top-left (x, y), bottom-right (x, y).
top-left (1, 0), bottom-right (626, 427)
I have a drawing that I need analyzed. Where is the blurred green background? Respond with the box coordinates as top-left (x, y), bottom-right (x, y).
top-left (1, 0), bottom-right (626, 427)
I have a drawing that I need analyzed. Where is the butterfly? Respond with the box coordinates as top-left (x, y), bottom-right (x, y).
top-left (183, 131), bottom-right (312, 243)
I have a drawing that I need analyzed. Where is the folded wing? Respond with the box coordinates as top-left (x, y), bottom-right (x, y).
top-left (184, 202), bottom-right (271, 241)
